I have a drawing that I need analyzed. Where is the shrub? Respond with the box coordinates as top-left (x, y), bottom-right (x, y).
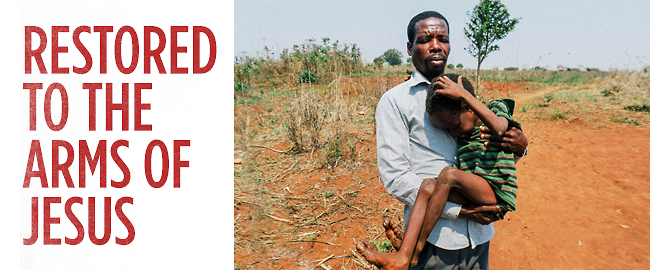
top-left (611, 115), bottom-right (641, 125)
top-left (549, 111), bottom-right (567, 120)
top-left (624, 104), bottom-right (650, 113)
top-left (324, 137), bottom-right (343, 168)
top-left (284, 96), bottom-right (323, 153)
top-left (323, 131), bottom-right (357, 169)
top-left (234, 81), bottom-right (248, 93)
top-left (536, 93), bottom-right (553, 107)
top-left (297, 70), bottom-right (318, 83)
top-left (601, 86), bottom-right (620, 97)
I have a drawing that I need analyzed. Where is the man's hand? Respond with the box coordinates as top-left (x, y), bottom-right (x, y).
top-left (480, 125), bottom-right (528, 155)
top-left (458, 205), bottom-right (501, 225)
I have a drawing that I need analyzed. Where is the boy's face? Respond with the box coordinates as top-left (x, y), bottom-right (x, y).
top-left (429, 109), bottom-right (476, 138)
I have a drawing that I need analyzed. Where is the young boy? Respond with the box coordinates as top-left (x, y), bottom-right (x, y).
top-left (358, 74), bottom-right (520, 269)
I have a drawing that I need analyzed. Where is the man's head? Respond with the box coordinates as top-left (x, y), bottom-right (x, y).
top-left (407, 11), bottom-right (451, 82)
top-left (426, 74), bottom-right (476, 138)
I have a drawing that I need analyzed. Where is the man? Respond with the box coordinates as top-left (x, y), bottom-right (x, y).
top-left (362, 11), bottom-right (528, 270)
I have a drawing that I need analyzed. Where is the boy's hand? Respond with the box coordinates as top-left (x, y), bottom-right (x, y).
top-left (433, 76), bottom-right (468, 101)
top-left (459, 204), bottom-right (501, 225)
top-left (480, 126), bottom-right (528, 155)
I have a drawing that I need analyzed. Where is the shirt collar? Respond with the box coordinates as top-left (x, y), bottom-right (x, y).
top-left (409, 69), bottom-right (432, 88)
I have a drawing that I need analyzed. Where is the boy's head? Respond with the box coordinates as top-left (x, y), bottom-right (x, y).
top-left (425, 74), bottom-right (477, 138)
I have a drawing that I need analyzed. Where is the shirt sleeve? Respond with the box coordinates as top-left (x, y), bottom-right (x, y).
top-left (375, 92), bottom-right (461, 220)
top-left (488, 99), bottom-right (525, 162)
top-left (487, 100), bottom-right (521, 130)
top-left (375, 94), bottom-right (420, 208)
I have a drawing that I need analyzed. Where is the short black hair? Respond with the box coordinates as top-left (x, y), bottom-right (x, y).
top-left (407, 11), bottom-right (450, 44)
top-left (426, 74), bottom-right (475, 115)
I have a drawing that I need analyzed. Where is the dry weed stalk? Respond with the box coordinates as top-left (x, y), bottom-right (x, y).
top-left (284, 87), bottom-right (325, 153)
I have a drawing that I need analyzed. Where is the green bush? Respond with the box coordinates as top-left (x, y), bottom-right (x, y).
top-left (601, 86), bottom-right (620, 97)
top-left (297, 70), bottom-right (318, 83)
top-left (624, 104), bottom-right (650, 113)
top-left (234, 81), bottom-right (247, 92)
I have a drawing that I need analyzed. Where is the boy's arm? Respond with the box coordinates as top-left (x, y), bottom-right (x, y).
top-left (459, 205), bottom-right (502, 225)
top-left (480, 125), bottom-right (528, 157)
top-left (433, 76), bottom-right (509, 136)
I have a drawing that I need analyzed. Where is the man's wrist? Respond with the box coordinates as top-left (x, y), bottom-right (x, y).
top-left (514, 147), bottom-right (528, 158)
top-left (457, 208), bottom-right (468, 219)
top-left (442, 202), bottom-right (462, 220)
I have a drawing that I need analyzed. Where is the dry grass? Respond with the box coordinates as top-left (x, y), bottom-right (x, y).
top-left (517, 71), bottom-right (650, 127)
top-left (234, 68), bottom-right (408, 268)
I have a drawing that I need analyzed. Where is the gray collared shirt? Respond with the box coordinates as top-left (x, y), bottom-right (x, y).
top-left (375, 69), bottom-right (494, 250)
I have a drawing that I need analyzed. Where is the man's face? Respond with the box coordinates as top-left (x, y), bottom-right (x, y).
top-left (408, 17), bottom-right (450, 81)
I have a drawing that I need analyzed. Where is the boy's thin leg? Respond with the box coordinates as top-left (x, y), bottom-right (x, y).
top-left (447, 189), bottom-right (469, 205)
top-left (439, 167), bottom-right (498, 206)
top-left (411, 166), bottom-right (497, 265)
top-left (357, 178), bottom-right (438, 269)
top-left (383, 190), bottom-right (467, 253)
top-left (394, 178), bottom-right (438, 260)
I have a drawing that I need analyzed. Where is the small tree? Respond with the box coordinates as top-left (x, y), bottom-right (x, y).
top-left (464, 0), bottom-right (520, 98)
top-left (456, 63), bottom-right (464, 69)
top-left (381, 49), bottom-right (403, 66)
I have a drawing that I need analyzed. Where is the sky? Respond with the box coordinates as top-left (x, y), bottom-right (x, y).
top-left (235, 0), bottom-right (650, 71)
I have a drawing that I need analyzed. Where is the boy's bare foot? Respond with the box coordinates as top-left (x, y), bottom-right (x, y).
top-left (382, 218), bottom-right (403, 251)
top-left (410, 254), bottom-right (420, 268)
top-left (356, 241), bottom-right (410, 270)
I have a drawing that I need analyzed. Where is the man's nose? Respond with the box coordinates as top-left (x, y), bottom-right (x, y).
top-left (429, 39), bottom-right (441, 52)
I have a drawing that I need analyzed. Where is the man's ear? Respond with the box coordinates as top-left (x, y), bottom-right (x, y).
top-left (407, 42), bottom-right (412, 56)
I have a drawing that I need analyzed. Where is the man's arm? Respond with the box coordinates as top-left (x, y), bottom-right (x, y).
top-left (375, 94), bottom-right (424, 208)
top-left (375, 93), bottom-right (461, 219)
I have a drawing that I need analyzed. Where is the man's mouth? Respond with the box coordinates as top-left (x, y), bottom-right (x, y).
top-left (426, 54), bottom-right (446, 65)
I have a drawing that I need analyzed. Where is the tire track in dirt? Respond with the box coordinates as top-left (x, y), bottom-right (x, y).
top-left (512, 82), bottom-right (597, 104)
